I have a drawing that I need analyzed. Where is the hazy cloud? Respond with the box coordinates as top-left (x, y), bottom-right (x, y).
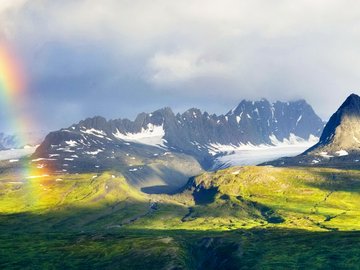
top-left (148, 51), bottom-right (231, 84)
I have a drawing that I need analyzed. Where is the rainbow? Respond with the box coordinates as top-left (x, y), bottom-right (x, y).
top-left (0, 42), bottom-right (51, 207)
top-left (0, 42), bottom-right (29, 146)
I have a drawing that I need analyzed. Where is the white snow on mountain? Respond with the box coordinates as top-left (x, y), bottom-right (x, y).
top-left (82, 128), bottom-right (106, 138)
top-left (113, 124), bottom-right (166, 147)
top-left (336, 150), bottom-right (349, 156)
top-left (210, 134), bottom-right (319, 169)
top-left (269, 133), bottom-right (318, 146)
top-left (65, 140), bottom-right (79, 147)
top-left (319, 152), bottom-right (334, 158)
top-left (84, 149), bottom-right (103, 155)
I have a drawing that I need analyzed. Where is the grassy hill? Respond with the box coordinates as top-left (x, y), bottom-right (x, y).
top-left (0, 165), bottom-right (359, 269)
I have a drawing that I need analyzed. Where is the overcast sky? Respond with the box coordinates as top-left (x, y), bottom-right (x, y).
top-left (1, 0), bottom-right (360, 133)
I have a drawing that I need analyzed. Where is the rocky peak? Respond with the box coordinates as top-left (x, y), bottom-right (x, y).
top-left (77, 116), bottom-right (108, 130)
top-left (308, 93), bottom-right (360, 153)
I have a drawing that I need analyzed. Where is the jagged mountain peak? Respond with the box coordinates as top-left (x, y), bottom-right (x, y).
top-left (151, 107), bottom-right (174, 116)
top-left (133, 107), bottom-right (174, 125)
top-left (183, 108), bottom-right (204, 118)
top-left (227, 98), bottom-right (315, 117)
top-left (227, 98), bottom-right (271, 116)
top-left (335, 93), bottom-right (360, 117)
top-left (77, 116), bottom-right (108, 129)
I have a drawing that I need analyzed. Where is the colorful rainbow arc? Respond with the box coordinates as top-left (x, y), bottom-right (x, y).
top-left (0, 42), bottom-right (51, 207)
top-left (0, 43), bottom-right (29, 145)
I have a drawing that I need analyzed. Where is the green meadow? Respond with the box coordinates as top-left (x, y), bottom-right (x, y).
top-left (0, 166), bottom-right (359, 269)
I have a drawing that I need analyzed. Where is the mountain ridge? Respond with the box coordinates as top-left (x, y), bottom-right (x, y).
top-left (32, 99), bottom-right (323, 182)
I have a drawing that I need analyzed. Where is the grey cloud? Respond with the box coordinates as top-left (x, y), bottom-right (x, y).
top-left (0, 0), bottom-right (359, 132)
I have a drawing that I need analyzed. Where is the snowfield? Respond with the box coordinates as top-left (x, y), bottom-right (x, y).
top-left (213, 143), bottom-right (316, 168)
top-left (212, 135), bottom-right (318, 168)
top-left (113, 123), bottom-right (166, 147)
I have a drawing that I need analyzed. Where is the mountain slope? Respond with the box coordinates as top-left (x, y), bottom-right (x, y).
top-left (265, 93), bottom-right (360, 167)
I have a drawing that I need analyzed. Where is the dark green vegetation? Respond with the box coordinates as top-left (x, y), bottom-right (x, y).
top-left (1, 230), bottom-right (360, 269)
top-left (0, 166), bottom-right (359, 269)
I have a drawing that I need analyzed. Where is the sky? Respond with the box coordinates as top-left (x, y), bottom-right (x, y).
top-left (0, 0), bottom-right (360, 133)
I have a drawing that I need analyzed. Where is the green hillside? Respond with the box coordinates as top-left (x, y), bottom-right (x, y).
top-left (0, 166), bottom-right (359, 269)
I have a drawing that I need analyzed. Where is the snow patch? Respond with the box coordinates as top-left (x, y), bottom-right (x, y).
top-left (65, 140), bottom-right (78, 147)
top-left (269, 133), bottom-right (318, 146)
top-left (82, 128), bottom-right (106, 138)
top-left (31, 158), bottom-right (57, 162)
top-left (113, 124), bottom-right (166, 147)
top-left (336, 150), bottom-right (349, 156)
top-left (85, 149), bottom-right (103, 155)
top-left (296, 115), bottom-right (302, 126)
top-left (319, 152), bottom-right (334, 158)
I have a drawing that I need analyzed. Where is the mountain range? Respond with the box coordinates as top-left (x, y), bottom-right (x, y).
top-left (31, 98), bottom-right (324, 191)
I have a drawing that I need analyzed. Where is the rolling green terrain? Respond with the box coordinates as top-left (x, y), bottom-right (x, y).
top-left (0, 165), bottom-right (359, 269)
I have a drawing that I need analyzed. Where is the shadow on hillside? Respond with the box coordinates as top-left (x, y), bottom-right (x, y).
top-left (124, 164), bottom-right (201, 195)
top-left (303, 169), bottom-right (360, 193)
top-left (141, 185), bottom-right (181, 194)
